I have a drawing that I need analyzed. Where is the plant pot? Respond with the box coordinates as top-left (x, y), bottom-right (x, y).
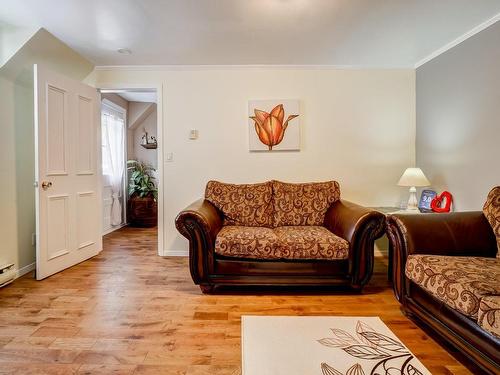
top-left (128, 195), bottom-right (158, 227)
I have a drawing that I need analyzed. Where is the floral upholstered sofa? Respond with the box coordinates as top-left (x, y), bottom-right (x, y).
top-left (386, 186), bottom-right (500, 374)
top-left (176, 180), bottom-right (385, 293)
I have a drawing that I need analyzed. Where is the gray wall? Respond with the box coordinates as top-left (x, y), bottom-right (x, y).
top-left (416, 21), bottom-right (500, 211)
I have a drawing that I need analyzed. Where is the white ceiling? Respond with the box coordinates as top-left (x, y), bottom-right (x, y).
top-left (117, 91), bottom-right (157, 103)
top-left (1, 0), bottom-right (500, 67)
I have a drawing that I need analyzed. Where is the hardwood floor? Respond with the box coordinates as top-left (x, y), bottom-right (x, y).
top-left (0, 226), bottom-right (472, 374)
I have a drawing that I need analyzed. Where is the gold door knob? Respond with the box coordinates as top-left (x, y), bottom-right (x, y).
top-left (41, 181), bottom-right (52, 190)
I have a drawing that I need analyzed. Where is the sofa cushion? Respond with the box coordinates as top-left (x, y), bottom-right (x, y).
top-left (273, 226), bottom-right (349, 260)
top-left (214, 226), bottom-right (349, 260)
top-left (272, 180), bottom-right (340, 227)
top-left (405, 255), bottom-right (500, 319)
top-left (214, 226), bottom-right (280, 259)
top-left (483, 186), bottom-right (500, 258)
top-left (205, 180), bottom-right (273, 227)
top-left (478, 295), bottom-right (500, 338)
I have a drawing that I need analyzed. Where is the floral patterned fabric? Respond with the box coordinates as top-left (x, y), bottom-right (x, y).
top-left (273, 226), bottom-right (349, 260)
top-left (483, 186), bottom-right (500, 258)
top-left (214, 226), bottom-right (280, 259)
top-left (215, 225), bottom-right (349, 260)
top-left (478, 295), bottom-right (500, 338)
top-left (205, 180), bottom-right (273, 227)
top-left (405, 255), bottom-right (500, 319)
top-left (272, 180), bottom-right (340, 227)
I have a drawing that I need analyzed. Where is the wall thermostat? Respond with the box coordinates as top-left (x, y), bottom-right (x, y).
top-left (189, 129), bottom-right (198, 140)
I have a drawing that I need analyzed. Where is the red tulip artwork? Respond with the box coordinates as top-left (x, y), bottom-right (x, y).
top-left (248, 100), bottom-right (300, 151)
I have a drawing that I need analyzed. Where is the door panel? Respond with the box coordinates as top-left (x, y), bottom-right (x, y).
top-left (76, 95), bottom-right (94, 174)
top-left (35, 64), bottom-right (102, 280)
top-left (77, 191), bottom-right (97, 249)
top-left (46, 85), bottom-right (68, 175)
top-left (46, 194), bottom-right (70, 260)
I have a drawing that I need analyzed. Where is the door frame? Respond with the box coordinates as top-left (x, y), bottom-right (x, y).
top-left (96, 83), bottom-right (165, 257)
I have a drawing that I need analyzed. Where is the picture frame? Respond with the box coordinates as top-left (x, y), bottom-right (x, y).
top-left (248, 99), bottom-right (300, 151)
top-left (418, 189), bottom-right (437, 213)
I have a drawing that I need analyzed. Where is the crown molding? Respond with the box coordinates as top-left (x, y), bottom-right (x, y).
top-left (415, 12), bottom-right (500, 68)
top-left (94, 64), bottom-right (413, 72)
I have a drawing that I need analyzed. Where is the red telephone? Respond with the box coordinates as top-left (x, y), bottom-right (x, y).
top-left (431, 191), bottom-right (453, 213)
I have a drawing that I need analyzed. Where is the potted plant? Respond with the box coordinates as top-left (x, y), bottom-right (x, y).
top-left (127, 160), bottom-right (158, 227)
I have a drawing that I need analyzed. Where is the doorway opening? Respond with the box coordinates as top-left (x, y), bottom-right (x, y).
top-left (99, 88), bottom-right (162, 254)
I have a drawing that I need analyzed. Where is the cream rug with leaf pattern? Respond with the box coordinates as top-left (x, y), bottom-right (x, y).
top-left (242, 316), bottom-right (430, 375)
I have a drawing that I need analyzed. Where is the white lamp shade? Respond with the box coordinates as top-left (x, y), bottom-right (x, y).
top-left (397, 167), bottom-right (430, 187)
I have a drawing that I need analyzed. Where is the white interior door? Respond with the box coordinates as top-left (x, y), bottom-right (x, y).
top-left (34, 64), bottom-right (102, 280)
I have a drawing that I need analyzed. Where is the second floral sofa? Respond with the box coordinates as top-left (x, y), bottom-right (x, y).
top-left (386, 186), bottom-right (500, 373)
top-left (175, 180), bottom-right (385, 293)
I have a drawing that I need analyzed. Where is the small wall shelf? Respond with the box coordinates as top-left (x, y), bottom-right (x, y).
top-left (141, 142), bottom-right (157, 149)
top-left (140, 129), bottom-right (157, 149)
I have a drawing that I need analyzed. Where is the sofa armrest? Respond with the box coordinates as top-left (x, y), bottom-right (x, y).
top-left (324, 200), bottom-right (385, 288)
top-left (175, 199), bottom-right (223, 285)
top-left (386, 211), bottom-right (497, 301)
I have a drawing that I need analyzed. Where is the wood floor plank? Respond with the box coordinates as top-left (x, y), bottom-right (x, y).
top-left (73, 350), bottom-right (147, 365)
top-left (0, 364), bottom-right (80, 375)
top-left (2, 337), bottom-right (55, 350)
top-left (76, 364), bottom-right (136, 375)
top-left (49, 338), bottom-right (97, 351)
top-left (0, 348), bottom-right (80, 364)
top-left (0, 226), bottom-right (473, 374)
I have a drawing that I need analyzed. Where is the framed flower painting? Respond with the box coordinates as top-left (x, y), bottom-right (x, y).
top-left (248, 99), bottom-right (300, 151)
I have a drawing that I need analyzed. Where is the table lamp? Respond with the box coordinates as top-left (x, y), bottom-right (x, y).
top-left (397, 167), bottom-right (430, 210)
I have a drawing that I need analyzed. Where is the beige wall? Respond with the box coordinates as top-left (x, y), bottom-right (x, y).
top-left (91, 67), bottom-right (416, 254)
top-left (132, 108), bottom-right (158, 169)
top-left (102, 93), bottom-right (129, 112)
top-left (0, 76), bottom-right (35, 272)
top-left (416, 21), bottom-right (500, 211)
top-left (0, 22), bottom-right (36, 66)
top-left (0, 28), bottom-right (93, 275)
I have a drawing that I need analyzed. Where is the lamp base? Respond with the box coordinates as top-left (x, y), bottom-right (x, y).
top-left (406, 186), bottom-right (418, 210)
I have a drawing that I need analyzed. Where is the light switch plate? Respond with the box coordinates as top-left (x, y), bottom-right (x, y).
top-left (166, 152), bottom-right (173, 162)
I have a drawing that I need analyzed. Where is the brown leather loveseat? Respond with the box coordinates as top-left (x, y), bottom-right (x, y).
top-left (175, 180), bottom-right (385, 293)
top-left (386, 186), bottom-right (500, 374)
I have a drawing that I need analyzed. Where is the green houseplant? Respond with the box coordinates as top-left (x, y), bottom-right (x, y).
top-left (127, 160), bottom-right (158, 227)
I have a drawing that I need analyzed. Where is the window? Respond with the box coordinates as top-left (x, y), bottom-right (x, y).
top-left (101, 100), bottom-right (126, 176)
top-left (101, 99), bottom-right (126, 227)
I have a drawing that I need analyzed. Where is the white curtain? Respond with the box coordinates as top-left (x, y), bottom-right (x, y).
top-left (101, 105), bottom-right (125, 226)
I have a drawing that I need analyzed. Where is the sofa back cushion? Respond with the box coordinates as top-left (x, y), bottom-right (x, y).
top-left (483, 186), bottom-right (500, 257)
top-left (205, 180), bottom-right (273, 227)
top-left (272, 180), bottom-right (340, 227)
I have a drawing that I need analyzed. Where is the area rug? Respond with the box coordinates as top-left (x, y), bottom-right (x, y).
top-left (241, 316), bottom-right (430, 375)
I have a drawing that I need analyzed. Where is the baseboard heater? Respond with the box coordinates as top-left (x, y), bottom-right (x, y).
top-left (0, 264), bottom-right (15, 288)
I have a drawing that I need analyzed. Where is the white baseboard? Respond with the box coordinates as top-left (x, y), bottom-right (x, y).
top-left (163, 249), bottom-right (188, 257)
top-left (16, 262), bottom-right (35, 279)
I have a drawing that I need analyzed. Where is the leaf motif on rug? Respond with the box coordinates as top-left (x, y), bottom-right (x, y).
top-left (343, 344), bottom-right (391, 360)
top-left (321, 363), bottom-right (365, 375)
top-left (317, 320), bottom-right (427, 375)
top-left (357, 331), bottom-right (408, 353)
